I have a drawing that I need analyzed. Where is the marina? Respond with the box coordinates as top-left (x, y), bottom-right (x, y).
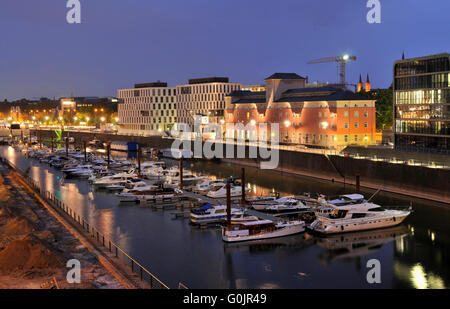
top-left (1, 143), bottom-right (449, 289)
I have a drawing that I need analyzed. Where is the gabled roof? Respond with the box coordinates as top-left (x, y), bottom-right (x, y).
top-left (232, 99), bottom-right (267, 104)
top-left (265, 73), bottom-right (306, 80)
top-left (276, 87), bottom-right (374, 103)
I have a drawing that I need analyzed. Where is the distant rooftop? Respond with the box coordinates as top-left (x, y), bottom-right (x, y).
top-left (276, 87), bottom-right (374, 103)
top-left (134, 82), bottom-right (168, 88)
top-left (265, 73), bottom-right (306, 80)
top-left (188, 77), bottom-right (229, 85)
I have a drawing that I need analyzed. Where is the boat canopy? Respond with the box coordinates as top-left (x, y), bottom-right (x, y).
top-left (201, 203), bottom-right (214, 211)
top-left (238, 220), bottom-right (273, 226)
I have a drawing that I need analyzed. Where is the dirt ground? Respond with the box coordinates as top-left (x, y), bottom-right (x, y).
top-left (0, 165), bottom-right (124, 289)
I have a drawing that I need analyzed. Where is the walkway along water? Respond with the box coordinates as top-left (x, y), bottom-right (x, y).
top-left (1, 157), bottom-right (170, 289)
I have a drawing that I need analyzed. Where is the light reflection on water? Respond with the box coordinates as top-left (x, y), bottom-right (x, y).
top-left (1, 146), bottom-right (449, 289)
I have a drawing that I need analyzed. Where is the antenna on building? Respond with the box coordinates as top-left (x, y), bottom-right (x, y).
top-left (402, 51), bottom-right (405, 60)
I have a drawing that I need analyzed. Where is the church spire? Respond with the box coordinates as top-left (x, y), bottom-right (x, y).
top-left (357, 74), bottom-right (363, 92)
top-left (365, 74), bottom-right (371, 92)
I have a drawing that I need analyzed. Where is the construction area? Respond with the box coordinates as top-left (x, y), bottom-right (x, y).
top-left (0, 164), bottom-right (126, 289)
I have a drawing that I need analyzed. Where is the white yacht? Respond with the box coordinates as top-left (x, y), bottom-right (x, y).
top-left (252, 196), bottom-right (308, 212)
top-left (118, 186), bottom-right (182, 203)
top-left (206, 184), bottom-right (250, 199)
top-left (92, 170), bottom-right (137, 188)
top-left (309, 194), bottom-right (411, 234)
top-left (165, 168), bottom-right (206, 187)
top-left (190, 204), bottom-right (243, 224)
top-left (194, 179), bottom-right (226, 194)
top-left (265, 198), bottom-right (309, 212)
top-left (222, 220), bottom-right (306, 243)
top-left (115, 182), bottom-right (159, 198)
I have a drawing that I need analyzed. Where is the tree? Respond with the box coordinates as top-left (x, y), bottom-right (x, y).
top-left (358, 87), bottom-right (393, 130)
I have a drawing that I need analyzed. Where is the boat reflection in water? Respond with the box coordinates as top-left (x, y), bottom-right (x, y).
top-left (315, 225), bottom-right (410, 265)
top-left (223, 233), bottom-right (314, 254)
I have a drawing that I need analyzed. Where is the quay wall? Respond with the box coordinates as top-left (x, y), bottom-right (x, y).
top-left (32, 130), bottom-right (450, 203)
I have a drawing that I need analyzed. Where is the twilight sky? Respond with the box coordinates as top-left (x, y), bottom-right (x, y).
top-left (0, 0), bottom-right (448, 100)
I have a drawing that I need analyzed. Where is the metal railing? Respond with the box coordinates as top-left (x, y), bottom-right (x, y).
top-left (1, 157), bottom-right (169, 290)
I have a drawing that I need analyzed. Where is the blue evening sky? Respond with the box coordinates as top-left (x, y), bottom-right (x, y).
top-left (0, 0), bottom-right (448, 100)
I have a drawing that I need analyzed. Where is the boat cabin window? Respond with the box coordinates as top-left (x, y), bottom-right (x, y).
top-left (368, 207), bottom-right (385, 212)
top-left (330, 210), bottom-right (348, 219)
top-left (351, 213), bottom-right (366, 219)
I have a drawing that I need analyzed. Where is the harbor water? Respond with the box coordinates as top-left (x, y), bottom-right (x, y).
top-left (1, 145), bottom-right (449, 289)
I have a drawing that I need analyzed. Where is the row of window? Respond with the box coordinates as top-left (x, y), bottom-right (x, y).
top-left (121, 116), bottom-right (175, 125)
top-left (178, 84), bottom-right (240, 95)
top-left (396, 105), bottom-right (450, 120)
top-left (395, 120), bottom-right (450, 136)
top-left (395, 89), bottom-right (450, 105)
top-left (395, 73), bottom-right (450, 90)
top-left (395, 57), bottom-right (449, 77)
top-left (119, 103), bottom-right (176, 111)
top-left (122, 96), bottom-right (176, 104)
top-left (344, 122), bottom-right (369, 129)
top-left (178, 93), bottom-right (226, 102)
top-left (119, 88), bottom-right (177, 98)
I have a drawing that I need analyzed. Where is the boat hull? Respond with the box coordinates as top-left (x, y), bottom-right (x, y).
top-left (309, 212), bottom-right (410, 235)
top-left (222, 222), bottom-right (306, 243)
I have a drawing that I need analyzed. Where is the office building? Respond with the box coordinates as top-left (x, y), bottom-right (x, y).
top-left (117, 82), bottom-right (177, 134)
top-left (393, 53), bottom-right (450, 153)
top-left (176, 77), bottom-right (241, 125)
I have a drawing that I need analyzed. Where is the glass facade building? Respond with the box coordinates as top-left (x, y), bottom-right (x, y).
top-left (393, 53), bottom-right (450, 153)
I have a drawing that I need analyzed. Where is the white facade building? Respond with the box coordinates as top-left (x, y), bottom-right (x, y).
top-left (117, 82), bottom-right (177, 135)
top-left (176, 77), bottom-right (242, 125)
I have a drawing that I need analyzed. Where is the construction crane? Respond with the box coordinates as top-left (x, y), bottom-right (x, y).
top-left (307, 55), bottom-right (357, 86)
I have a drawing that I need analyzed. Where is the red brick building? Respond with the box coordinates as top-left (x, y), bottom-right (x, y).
top-left (225, 73), bottom-right (376, 148)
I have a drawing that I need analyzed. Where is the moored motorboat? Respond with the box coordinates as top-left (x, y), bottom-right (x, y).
top-left (309, 194), bottom-right (412, 234)
top-left (190, 204), bottom-right (243, 225)
top-left (222, 220), bottom-right (306, 242)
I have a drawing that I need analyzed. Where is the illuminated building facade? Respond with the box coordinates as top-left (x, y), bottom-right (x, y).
top-left (225, 73), bottom-right (376, 148)
top-left (117, 82), bottom-right (177, 134)
top-left (176, 77), bottom-right (241, 125)
top-left (393, 53), bottom-right (450, 153)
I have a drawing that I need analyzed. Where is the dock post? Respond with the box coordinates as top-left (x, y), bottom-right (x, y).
top-left (241, 167), bottom-right (246, 206)
top-left (39, 132), bottom-right (42, 149)
top-left (65, 136), bottom-right (69, 157)
top-left (137, 145), bottom-right (142, 178)
top-left (20, 130), bottom-right (23, 143)
top-left (179, 156), bottom-right (183, 190)
top-left (107, 142), bottom-right (111, 169)
top-left (226, 181), bottom-right (231, 226)
top-left (51, 138), bottom-right (54, 153)
top-left (356, 174), bottom-right (360, 193)
top-left (84, 141), bottom-right (87, 162)
top-left (29, 130), bottom-right (32, 144)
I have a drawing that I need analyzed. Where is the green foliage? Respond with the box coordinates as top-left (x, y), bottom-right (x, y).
top-left (54, 129), bottom-right (62, 142)
top-left (358, 87), bottom-right (393, 130)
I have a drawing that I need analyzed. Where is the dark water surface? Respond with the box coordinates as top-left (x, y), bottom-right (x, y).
top-left (1, 146), bottom-right (449, 289)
